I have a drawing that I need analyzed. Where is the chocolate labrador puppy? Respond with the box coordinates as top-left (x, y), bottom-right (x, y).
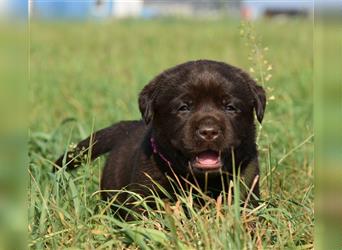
top-left (55, 59), bottom-right (266, 206)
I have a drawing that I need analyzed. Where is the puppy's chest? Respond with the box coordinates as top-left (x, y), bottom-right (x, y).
top-left (131, 157), bottom-right (170, 188)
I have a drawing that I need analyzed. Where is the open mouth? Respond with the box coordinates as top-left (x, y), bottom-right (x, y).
top-left (191, 150), bottom-right (222, 171)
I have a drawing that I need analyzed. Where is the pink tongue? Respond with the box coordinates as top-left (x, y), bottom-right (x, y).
top-left (197, 151), bottom-right (219, 165)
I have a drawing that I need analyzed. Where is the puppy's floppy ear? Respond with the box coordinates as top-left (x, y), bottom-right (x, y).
top-left (237, 69), bottom-right (266, 123)
top-left (250, 81), bottom-right (266, 124)
top-left (138, 79), bottom-right (159, 124)
top-left (139, 65), bottom-right (178, 124)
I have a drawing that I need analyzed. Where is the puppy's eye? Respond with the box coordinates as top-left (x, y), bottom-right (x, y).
top-left (224, 104), bottom-right (238, 112)
top-left (178, 104), bottom-right (190, 112)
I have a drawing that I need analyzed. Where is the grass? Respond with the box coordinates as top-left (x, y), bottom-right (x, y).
top-left (29, 18), bottom-right (313, 249)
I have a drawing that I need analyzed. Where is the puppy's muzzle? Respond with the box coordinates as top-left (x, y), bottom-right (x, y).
top-left (196, 117), bottom-right (222, 142)
top-left (197, 125), bottom-right (220, 141)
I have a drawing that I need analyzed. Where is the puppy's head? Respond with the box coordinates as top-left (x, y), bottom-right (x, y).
top-left (139, 60), bottom-right (266, 173)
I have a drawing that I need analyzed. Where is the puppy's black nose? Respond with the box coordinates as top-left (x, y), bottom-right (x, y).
top-left (197, 126), bottom-right (220, 141)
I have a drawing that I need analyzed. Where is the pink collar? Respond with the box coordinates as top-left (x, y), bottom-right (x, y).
top-left (150, 137), bottom-right (172, 168)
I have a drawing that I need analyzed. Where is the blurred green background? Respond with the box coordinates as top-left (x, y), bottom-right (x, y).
top-left (30, 19), bottom-right (313, 131)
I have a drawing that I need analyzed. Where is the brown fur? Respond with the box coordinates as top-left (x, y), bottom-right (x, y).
top-left (55, 59), bottom-right (266, 206)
